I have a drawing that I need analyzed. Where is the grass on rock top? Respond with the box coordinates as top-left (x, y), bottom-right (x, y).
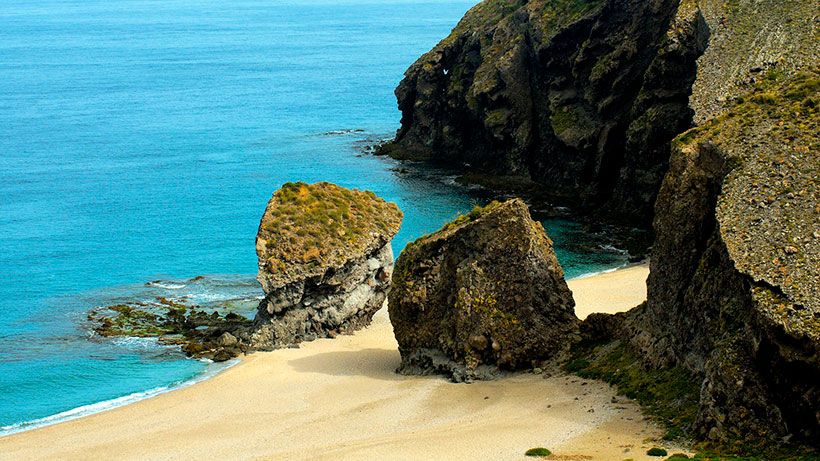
top-left (676, 67), bottom-right (818, 153)
top-left (258, 182), bottom-right (402, 278)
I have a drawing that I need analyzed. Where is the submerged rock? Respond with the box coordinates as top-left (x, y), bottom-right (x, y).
top-left (389, 199), bottom-right (578, 382)
top-left (89, 297), bottom-right (253, 362)
top-left (250, 182), bottom-right (403, 349)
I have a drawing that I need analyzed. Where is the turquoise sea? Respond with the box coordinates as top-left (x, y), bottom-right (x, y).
top-left (0, 0), bottom-right (628, 433)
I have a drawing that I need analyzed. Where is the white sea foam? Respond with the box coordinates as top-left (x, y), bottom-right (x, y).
top-left (188, 290), bottom-right (232, 303)
top-left (441, 175), bottom-right (460, 186)
top-left (0, 360), bottom-right (238, 438)
top-left (111, 336), bottom-right (176, 352)
top-left (146, 281), bottom-right (186, 289)
top-left (598, 244), bottom-right (629, 254)
top-left (568, 264), bottom-right (627, 280)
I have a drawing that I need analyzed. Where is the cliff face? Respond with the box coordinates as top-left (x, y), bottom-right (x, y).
top-left (629, 0), bottom-right (819, 444)
top-left (380, 0), bottom-right (708, 225)
top-left (385, 0), bottom-right (819, 448)
top-left (631, 69), bottom-right (819, 444)
top-left (688, 0), bottom-right (819, 122)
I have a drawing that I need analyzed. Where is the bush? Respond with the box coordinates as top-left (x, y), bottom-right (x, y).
top-left (525, 447), bottom-right (552, 457)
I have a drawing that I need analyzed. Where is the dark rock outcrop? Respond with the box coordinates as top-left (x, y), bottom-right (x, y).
top-left (389, 199), bottom-right (578, 382)
top-left (89, 183), bottom-right (404, 360)
top-left (379, 0), bottom-right (708, 226)
top-left (251, 182), bottom-right (403, 349)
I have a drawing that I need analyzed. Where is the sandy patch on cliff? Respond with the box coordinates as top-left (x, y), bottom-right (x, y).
top-left (0, 265), bottom-right (665, 461)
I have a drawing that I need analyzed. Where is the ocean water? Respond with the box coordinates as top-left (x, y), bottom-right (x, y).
top-left (0, 0), bottom-right (629, 433)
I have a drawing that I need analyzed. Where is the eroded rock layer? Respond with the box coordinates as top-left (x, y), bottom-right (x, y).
top-left (251, 182), bottom-right (403, 349)
top-left (389, 199), bottom-right (578, 382)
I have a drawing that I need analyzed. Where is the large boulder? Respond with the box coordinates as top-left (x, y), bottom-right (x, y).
top-left (389, 199), bottom-right (579, 381)
top-left (251, 182), bottom-right (403, 349)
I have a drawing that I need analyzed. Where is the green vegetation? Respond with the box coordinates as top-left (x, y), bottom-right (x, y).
top-left (392, 201), bottom-right (502, 301)
top-left (675, 67), bottom-right (819, 158)
top-left (647, 447), bottom-right (669, 456)
top-left (566, 340), bottom-right (819, 460)
top-left (445, 0), bottom-right (526, 41)
top-left (259, 182), bottom-right (402, 276)
top-left (666, 454), bottom-right (690, 460)
top-left (89, 298), bottom-right (250, 346)
top-left (455, 284), bottom-right (524, 368)
top-left (89, 296), bottom-right (252, 363)
top-left (549, 105), bottom-right (595, 140)
top-left (484, 108), bottom-right (510, 127)
top-left (524, 447), bottom-right (552, 457)
top-left (452, 0), bottom-right (603, 34)
top-left (680, 451), bottom-right (819, 461)
top-left (438, 0), bottom-right (603, 71)
top-left (442, 200), bottom-right (502, 232)
top-left (535, 0), bottom-right (603, 32)
top-left (565, 341), bottom-right (699, 441)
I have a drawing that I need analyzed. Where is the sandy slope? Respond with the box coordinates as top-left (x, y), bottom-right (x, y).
top-left (0, 265), bottom-right (669, 461)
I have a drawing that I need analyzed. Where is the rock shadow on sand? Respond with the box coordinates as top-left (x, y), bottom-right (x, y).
top-left (287, 348), bottom-right (403, 381)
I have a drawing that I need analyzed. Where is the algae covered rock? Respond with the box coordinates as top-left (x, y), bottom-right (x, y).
top-left (389, 199), bottom-right (578, 381)
top-left (251, 182), bottom-right (403, 349)
top-left (89, 296), bottom-right (253, 362)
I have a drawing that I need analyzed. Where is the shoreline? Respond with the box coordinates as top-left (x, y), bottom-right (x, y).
top-left (0, 359), bottom-right (240, 437)
top-left (0, 264), bottom-right (656, 460)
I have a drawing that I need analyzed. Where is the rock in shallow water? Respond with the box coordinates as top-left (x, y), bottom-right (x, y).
top-left (389, 199), bottom-right (579, 382)
top-left (250, 182), bottom-right (403, 350)
top-left (89, 183), bottom-right (403, 360)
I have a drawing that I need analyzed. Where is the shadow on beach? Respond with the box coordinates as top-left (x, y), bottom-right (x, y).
top-left (286, 348), bottom-right (403, 381)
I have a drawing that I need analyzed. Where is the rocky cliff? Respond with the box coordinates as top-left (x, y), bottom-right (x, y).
top-left (384, 0), bottom-right (819, 450)
top-left (629, 69), bottom-right (819, 445)
top-left (379, 0), bottom-right (708, 225)
top-left (389, 199), bottom-right (578, 381)
top-left (251, 182), bottom-right (403, 349)
top-left (381, 0), bottom-right (817, 228)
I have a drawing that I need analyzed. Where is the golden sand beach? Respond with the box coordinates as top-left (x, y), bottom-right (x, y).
top-left (0, 265), bottom-right (667, 461)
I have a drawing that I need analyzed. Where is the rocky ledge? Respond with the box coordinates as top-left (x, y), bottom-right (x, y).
top-left (250, 182), bottom-right (403, 349)
top-left (389, 199), bottom-right (578, 382)
top-left (89, 297), bottom-right (253, 362)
